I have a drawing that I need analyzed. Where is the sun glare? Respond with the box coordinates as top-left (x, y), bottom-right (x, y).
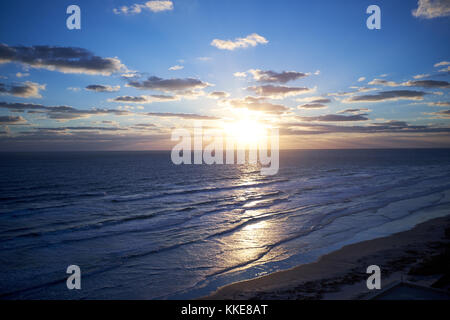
top-left (224, 119), bottom-right (267, 146)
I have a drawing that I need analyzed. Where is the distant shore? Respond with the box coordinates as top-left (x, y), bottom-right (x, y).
top-left (204, 215), bottom-right (450, 300)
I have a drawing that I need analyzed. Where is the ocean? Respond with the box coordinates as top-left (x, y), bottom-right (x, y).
top-left (1, 149), bottom-right (449, 299)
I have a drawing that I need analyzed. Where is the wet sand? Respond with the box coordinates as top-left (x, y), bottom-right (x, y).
top-left (205, 215), bottom-right (450, 300)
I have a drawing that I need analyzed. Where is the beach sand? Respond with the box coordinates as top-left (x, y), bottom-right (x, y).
top-left (204, 215), bottom-right (450, 300)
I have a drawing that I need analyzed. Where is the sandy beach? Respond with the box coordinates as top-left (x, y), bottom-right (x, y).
top-left (205, 215), bottom-right (450, 300)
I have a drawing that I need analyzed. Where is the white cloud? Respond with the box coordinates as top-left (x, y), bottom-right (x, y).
top-left (211, 33), bottom-right (268, 51)
top-left (413, 73), bottom-right (430, 79)
top-left (233, 71), bottom-right (247, 78)
top-left (434, 61), bottom-right (450, 67)
top-left (357, 77), bottom-right (366, 82)
top-left (114, 1), bottom-right (173, 15)
top-left (169, 65), bottom-right (184, 71)
top-left (16, 72), bottom-right (30, 78)
top-left (412, 0), bottom-right (450, 19)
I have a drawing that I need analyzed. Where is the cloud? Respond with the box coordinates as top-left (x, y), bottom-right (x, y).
top-left (67, 87), bottom-right (81, 92)
top-left (113, 1), bottom-right (173, 15)
top-left (343, 90), bottom-right (428, 103)
top-left (126, 76), bottom-right (211, 93)
top-left (247, 84), bottom-right (313, 98)
top-left (233, 72), bottom-right (247, 78)
top-left (428, 101), bottom-right (450, 106)
top-left (369, 78), bottom-right (450, 88)
top-left (0, 129), bottom-right (172, 151)
top-left (85, 84), bottom-right (120, 92)
top-left (282, 120), bottom-right (450, 135)
top-left (0, 101), bottom-right (131, 120)
top-left (248, 69), bottom-right (309, 83)
top-left (438, 66), bottom-right (450, 73)
top-left (225, 96), bottom-right (289, 114)
top-left (434, 61), bottom-right (450, 73)
top-left (37, 126), bottom-right (127, 132)
top-left (169, 65), bottom-right (184, 71)
top-left (338, 108), bottom-right (371, 114)
top-left (208, 91), bottom-right (230, 99)
top-left (357, 77), bottom-right (366, 82)
top-left (131, 123), bottom-right (157, 130)
top-left (329, 87), bottom-right (377, 97)
top-left (211, 33), bottom-right (268, 50)
top-left (297, 114), bottom-right (369, 122)
top-left (368, 79), bottom-right (400, 87)
top-left (145, 112), bottom-right (219, 120)
top-left (412, 0), bottom-right (450, 19)
top-left (296, 96), bottom-right (331, 104)
top-left (0, 81), bottom-right (45, 98)
top-left (0, 115), bottom-right (27, 125)
top-left (197, 57), bottom-right (212, 61)
top-left (406, 80), bottom-right (449, 88)
top-left (16, 72), bottom-right (29, 78)
top-left (297, 103), bottom-right (327, 109)
top-left (424, 109), bottom-right (450, 118)
top-left (413, 74), bottom-right (430, 79)
top-left (0, 44), bottom-right (125, 75)
top-left (111, 94), bottom-right (178, 103)
top-left (435, 61), bottom-right (450, 67)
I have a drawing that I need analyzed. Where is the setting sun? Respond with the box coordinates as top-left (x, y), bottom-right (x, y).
top-left (223, 119), bottom-right (268, 146)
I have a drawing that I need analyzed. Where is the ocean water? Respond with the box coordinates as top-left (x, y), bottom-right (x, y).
top-left (0, 149), bottom-right (450, 299)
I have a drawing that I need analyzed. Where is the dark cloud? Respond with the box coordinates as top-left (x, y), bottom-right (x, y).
top-left (338, 108), bottom-right (370, 114)
top-left (405, 80), bottom-right (450, 88)
top-left (0, 130), bottom-right (171, 151)
top-left (369, 78), bottom-right (450, 88)
top-left (425, 109), bottom-right (450, 119)
top-left (297, 114), bottom-right (369, 122)
top-left (0, 115), bottom-right (27, 125)
top-left (37, 126), bottom-right (127, 132)
top-left (247, 85), bottom-right (312, 98)
top-left (0, 81), bottom-right (45, 98)
top-left (297, 103), bottom-right (327, 109)
top-left (308, 98), bottom-right (331, 104)
top-left (131, 123), bottom-right (157, 130)
top-left (146, 112), bottom-right (219, 120)
top-left (112, 94), bottom-right (178, 103)
top-left (126, 76), bottom-right (210, 93)
top-left (282, 120), bottom-right (450, 135)
top-left (428, 101), bottom-right (450, 107)
top-left (85, 84), bottom-right (120, 92)
top-left (0, 44), bottom-right (124, 75)
top-left (249, 69), bottom-right (309, 83)
top-left (0, 101), bottom-right (131, 120)
top-left (208, 91), bottom-right (230, 99)
top-left (329, 87), bottom-right (376, 97)
top-left (344, 90), bottom-right (427, 103)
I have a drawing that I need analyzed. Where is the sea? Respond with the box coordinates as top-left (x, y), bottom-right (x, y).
top-left (0, 149), bottom-right (449, 299)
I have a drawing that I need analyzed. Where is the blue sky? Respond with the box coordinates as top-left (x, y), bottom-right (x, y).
top-left (0, 0), bottom-right (449, 150)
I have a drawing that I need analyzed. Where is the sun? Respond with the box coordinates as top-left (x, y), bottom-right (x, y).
top-left (223, 118), bottom-right (267, 146)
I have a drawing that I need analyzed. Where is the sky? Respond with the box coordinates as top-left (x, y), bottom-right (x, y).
top-left (0, 0), bottom-right (449, 151)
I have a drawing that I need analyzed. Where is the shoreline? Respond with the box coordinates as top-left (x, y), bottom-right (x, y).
top-left (204, 215), bottom-right (450, 300)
